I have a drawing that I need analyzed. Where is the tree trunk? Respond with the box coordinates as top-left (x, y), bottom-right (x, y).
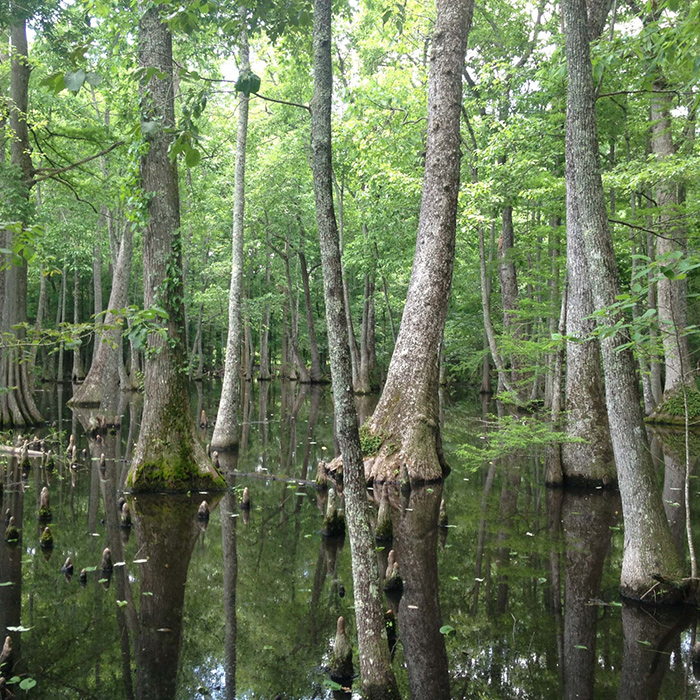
top-left (366, 0), bottom-right (474, 484)
top-left (310, 0), bottom-right (400, 695)
top-left (258, 246), bottom-right (272, 380)
top-left (298, 249), bottom-right (324, 382)
top-left (650, 83), bottom-right (691, 398)
top-left (0, 14), bottom-right (42, 427)
top-left (71, 224), bottom-right (133, 411)
top-left (128, 2), bottom-right (223, 491)
top-left (561, 0), bottom-right (614, 485)
top-left (212, 9), bottom-right (250, 451)
top-left (561, 0), bottom-right (683, 599)
top-left (72, 265), bottom-right (85, 381)
top-left (498, 205), bottom-right (526, 400)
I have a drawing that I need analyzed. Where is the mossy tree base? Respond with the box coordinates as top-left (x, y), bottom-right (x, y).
top-left (647, 387), bottom-right (700, 426)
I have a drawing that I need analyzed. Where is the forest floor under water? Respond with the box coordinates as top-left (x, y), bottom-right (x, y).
top-left (1, 379), bottom-right (700, 699)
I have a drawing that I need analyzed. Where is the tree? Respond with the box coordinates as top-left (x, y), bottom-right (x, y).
top-left (127, 2), bottom-right (223, 491)
top-left (365, 0), bottom-right (475, 485)
top-left (212, 8), bottom-right (250, 452)
top-left (561, 0), bottom-right (615, 485)
top-left (310, 0), bottom-right (400, 695)
top-left (561, 0), bottom-right (683, 599)
top-left (0, 6), bottom-right (43, 428)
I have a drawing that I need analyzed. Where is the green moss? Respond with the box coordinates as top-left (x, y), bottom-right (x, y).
top-left (129, 456), bottom-right (224, 493)
top-left (359, 423), bottom-right (386, 457)
top-left (657, 390), bottom-right (700, 418)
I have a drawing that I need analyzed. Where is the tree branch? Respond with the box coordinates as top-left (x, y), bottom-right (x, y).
top-left (33, 141), bottom-right (125, 184)
top-left (252, 92), bottom-right (310, 112)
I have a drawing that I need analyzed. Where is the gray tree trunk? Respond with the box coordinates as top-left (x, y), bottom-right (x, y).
top-left (561, 0), bottom-right (683, 599)
top-left (367, 0), bottom-right (474, 484)
top-left (298, 249), bottom-right (323, 382)
top-left (310, 0), bottom-right (400, 695)
top-left (561, 0), bottom-right (614, 485)
top-left (71, 224), bottom-right (133, 411)
top-left (72, 265), bottom-right (85, 381)
top-left (128, 2), bottom-right (222, 490)
top-left (650, 83), bottom-right (691, 397)
top-left (213, 10), bottom-right (250, 450)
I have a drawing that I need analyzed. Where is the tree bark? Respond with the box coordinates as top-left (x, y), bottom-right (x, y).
top-left (561, 0), bottom-right (614, 485)
top-left (650, 83), bottom-right (691, 398)
top-left (212, 9), bottom-right (250, 451)
top-left (310, 0), bottom-right (400, 695)
top-left (367, 0), bottom-right (475, 484)
top-left (72, 265), bottom-right (85, 381)
top-left (561, 0), bottom-right (683, 599)
top-left (128, 2), bottom-right (223, 491)
top-left (0, 14), bottom-right (42, 427)
top-left (298, 248), bottom-right (324, 382)
top-left (71, 224), bottom-right (133, 411)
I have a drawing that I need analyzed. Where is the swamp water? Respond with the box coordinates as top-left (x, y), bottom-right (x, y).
top-left (1, 380), bottom-right (700, 699)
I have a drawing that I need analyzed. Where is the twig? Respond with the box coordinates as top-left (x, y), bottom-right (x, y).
top-left (252, 92), bottom-right (310, 112)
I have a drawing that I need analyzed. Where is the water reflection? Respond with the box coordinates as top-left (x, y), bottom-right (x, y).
top-left (1, 382), bottom-right (699, 698)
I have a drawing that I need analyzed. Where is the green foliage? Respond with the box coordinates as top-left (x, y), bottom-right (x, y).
top-left (656, 390), bottom-right (700, 419)
top-left (358, 423), bottom-right (384, 457)
top-left (457, 414), bottom-right (579, 469)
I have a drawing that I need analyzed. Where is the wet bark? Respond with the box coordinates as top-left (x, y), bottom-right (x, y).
top-left (311, 0), bottom-right (400, 695)
top-left (390, 486), bottom-right (450, 699)
top-left (561, 490), bottom-right (618, 700)
top-left (129, 2), bottom-right (222, 490)
top-left (561, 0), bottom-right (683, 598)
top-left (366, 0), bottom-right (474, 484)
top-left (213, 9), bottom-right (249, 451)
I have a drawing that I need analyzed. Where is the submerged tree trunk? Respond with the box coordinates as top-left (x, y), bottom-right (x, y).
top-left (212, 9), bottom-right (250, 451)
top-left (366, 0), bottom-right (474, 484)
top-left (561, 0), bottom-right (683, 599)
top-left (310, 0), bottom-right (400, 695)
top-left (128, 2), bottom-right (223, 491)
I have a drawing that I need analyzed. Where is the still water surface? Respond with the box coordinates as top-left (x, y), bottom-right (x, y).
top-left (1, 380), bottom-right (699, 699)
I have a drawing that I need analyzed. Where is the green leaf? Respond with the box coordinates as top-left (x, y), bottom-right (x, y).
top-left (19, 678), bottom-right (37, 690)
top-left (116, 600), bottom-right (127, 607)
top-left (65, 69), bottom-right (87, 93)
top-left (6, 625), bottom-right (32, 632)
top-left (574, 644), bottom-right (588, 650)
top-left (234, 71), bottom-right (261, 97)
top-left (185, 148), bottom-right (201, 168)
top-left (85, 71), bottom-right (102, 87)
top-left (439, 624), bottom-right (455, 635)
top-left (637, 639), bottom-right (652, 646)
top-left (0, 581), bottom-right (13, 587)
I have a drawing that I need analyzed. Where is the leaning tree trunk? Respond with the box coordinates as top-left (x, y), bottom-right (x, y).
top-left (561, 0), bottom-right (683, 600)
top-left (365, 0), bottom-right (474, 485)
top-left (212, 9), bottom-right (250, 452)
top-left (310, 0), bottom-right (400, 696)
top-left (128, 2), bottom-right (223, 491)
top-left (71, 223), bottom-right (133, 412)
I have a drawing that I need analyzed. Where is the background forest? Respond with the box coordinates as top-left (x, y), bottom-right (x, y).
top-left (1, 1), bottom-right (699, 444)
